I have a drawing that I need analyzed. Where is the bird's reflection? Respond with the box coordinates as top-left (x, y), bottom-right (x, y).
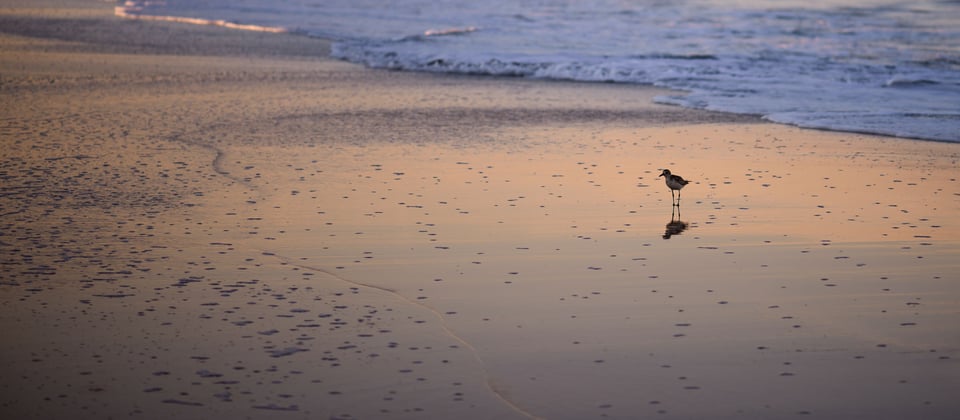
top-left (663, 204), bottom-right (688, 239)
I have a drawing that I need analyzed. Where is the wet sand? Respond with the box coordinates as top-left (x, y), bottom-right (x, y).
top-left (2, 2), bottom-right (959, 419)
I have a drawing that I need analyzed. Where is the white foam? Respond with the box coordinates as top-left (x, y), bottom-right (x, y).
top-left (423, 26), bottom-right (478, 37)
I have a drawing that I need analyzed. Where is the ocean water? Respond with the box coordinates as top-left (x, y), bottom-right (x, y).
top-left (123, 0), bottom-right (960, 142)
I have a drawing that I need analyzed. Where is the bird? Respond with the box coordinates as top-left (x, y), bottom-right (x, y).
top-left (658, 169), bottom-right (689, 205)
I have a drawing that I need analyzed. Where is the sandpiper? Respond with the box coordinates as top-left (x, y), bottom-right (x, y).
top-left (658, 169), bottom-right (689, 205)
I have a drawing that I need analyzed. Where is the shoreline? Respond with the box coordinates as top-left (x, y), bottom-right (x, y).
top-left (2, 2), bottom-right (958, 419)
top-left (115, 2), bottom-right (288, 34)
top-left (112, 0), bottom-right (960, 145)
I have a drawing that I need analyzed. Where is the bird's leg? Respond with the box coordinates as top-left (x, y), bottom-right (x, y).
top-left (676, 190), bottom-right (681, 206)
top-left (671, 189), bottom-right (676, 206)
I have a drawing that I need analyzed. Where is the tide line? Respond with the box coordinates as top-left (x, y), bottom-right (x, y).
top-left (115, 4), bottom-right (288, 34)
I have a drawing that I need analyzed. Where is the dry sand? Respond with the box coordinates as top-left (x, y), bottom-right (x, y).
top-left (1, 1), bottom-right (959, 419)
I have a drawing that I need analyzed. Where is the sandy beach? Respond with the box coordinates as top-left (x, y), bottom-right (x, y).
top-left (2, 1), bottom-right (959, 419)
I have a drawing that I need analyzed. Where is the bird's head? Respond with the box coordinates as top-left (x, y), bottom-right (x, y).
top-left (658, 169), bottom-right (671, 178)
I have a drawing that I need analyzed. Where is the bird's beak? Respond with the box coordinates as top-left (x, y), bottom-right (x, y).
top-left (658, 173), bottom-right (664, 177)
